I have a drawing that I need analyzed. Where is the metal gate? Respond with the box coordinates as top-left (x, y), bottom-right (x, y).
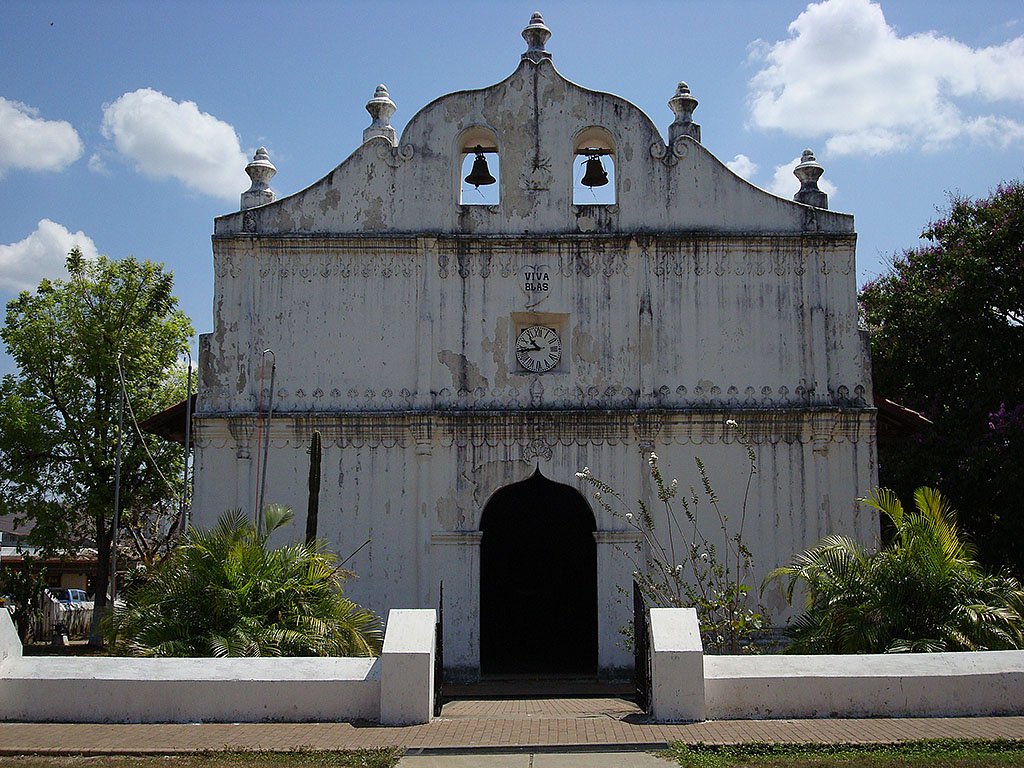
top-left (633, 579), bottom-right (650, 713)
top-left (433, 581), bottom-right (445, 717)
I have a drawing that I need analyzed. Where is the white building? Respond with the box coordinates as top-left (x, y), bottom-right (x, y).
top-left (192, 14), bottom-right (877, 679)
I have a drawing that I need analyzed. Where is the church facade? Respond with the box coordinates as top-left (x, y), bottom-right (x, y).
top-left (192, 14), bottom-right (877, 678)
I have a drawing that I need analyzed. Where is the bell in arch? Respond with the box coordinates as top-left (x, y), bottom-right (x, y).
top-left (580, 154), bottom-right (609, 188)
top-left (464, 146), bottom-right (496, 188)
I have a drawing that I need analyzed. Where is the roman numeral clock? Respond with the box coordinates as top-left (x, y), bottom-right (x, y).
top-left (515, 325), bottom-right (561, 373)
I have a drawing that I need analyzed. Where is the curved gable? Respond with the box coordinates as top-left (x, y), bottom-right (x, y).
top-left (216, 21), bottom-right (849, 238)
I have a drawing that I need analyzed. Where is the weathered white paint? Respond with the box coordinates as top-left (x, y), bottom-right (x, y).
top-left (192, 13), bottom-right (878, 678)
top-left (649, 607), bottom-right (705, 722)
top-left (380, 608), bottom-right (436, 725)
top-left (0, 608), bottom-right (436, 724)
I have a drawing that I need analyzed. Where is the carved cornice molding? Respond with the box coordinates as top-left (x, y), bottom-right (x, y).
top-left (211, 233), bottom-right (855, 280)
top-left (192, 408), bottom-right (875, 451)
top-left (203, 381), bottom-right (869, 415)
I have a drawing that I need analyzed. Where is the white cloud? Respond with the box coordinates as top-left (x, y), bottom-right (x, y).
top-left (0, 219), bottom-right (99, 293)
top-left (0, 97), bottom-right (83, 176)
top-left (769, 156), bottom-right (839, 200)
top-left (87, 152), bottom-right (109, 174)
top-left (749, 0), bottom-right (1024, 155)
top-left (725, 154), bottom-right (758, 180)
top-left (101, 88), bottom-right (248, 201)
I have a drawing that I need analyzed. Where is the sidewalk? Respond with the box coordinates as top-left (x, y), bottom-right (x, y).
top-left (0, 698), bottom-right (1022, 755)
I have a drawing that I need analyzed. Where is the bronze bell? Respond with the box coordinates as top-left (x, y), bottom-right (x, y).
top-left (464, 146), bottom-right (496, 187)
top-left (581, 154), bottom-right (609, 188)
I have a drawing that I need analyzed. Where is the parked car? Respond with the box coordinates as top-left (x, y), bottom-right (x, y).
top-left (48, 588), bottom-right (91, 606)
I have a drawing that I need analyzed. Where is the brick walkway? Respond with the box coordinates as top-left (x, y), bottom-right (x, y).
top-left (0, 698), bottom-right (1022, 754)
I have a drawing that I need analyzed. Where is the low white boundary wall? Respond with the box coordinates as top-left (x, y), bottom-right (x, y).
top-left (649, 607), bottom-right (1024, 722)
top-left (0, 607), bottom-right (435, 725)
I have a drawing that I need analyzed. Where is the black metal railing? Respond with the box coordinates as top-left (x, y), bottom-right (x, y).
top-left (433, 581), bottom-right (445, 717)
top-left (633, 579), bottom-right (650, 713)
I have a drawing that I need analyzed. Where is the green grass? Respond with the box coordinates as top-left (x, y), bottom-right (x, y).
top-left (660, 739), bottom-right (1024, 767)
top-left (0, 750), bottom-right (402, 768)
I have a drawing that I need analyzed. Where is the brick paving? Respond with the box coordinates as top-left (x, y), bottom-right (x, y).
top-left (0, 698), bottom-right (1021, 755)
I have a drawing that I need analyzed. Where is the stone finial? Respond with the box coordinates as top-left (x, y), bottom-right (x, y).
top-left (363, 84), bottom-right (397, 146)
top-left (668, 81), bottom-right (701, 144)
top-left (240, 147), bottom-right (276, 210)
top-left (522, 11), bottom-right (552, 63)
top-left (793, 149), bottom-right (828, 209)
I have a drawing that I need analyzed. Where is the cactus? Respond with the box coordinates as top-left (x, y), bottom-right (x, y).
top-left (305, 430), bottom-right (322, 544)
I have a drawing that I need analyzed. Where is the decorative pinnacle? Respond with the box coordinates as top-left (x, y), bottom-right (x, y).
top-left (241, 147), bottom-right (276, 210)
top-left (522, 11), bottom-right (552, 63)
top-left (668, 81), bottom-right (701, 144)
top-left (793, 149), bottom-right (828, 209)
top-left (363, 83), bottom-right (397, 146)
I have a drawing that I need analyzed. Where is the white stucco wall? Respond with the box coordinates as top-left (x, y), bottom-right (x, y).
top-left (192, 18), bottom-right (876, 680)
top-left (0, 609), bottom-right (436, 724)
top-left (705, 651), bottom-right (1024, 720)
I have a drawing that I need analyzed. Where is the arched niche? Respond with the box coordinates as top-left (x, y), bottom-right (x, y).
top-left (478, 468), bottom-right (598, 675)
top-left (573, 125), bottom-right (617, 205)
top-left (457, 126), bottom-right (500, 206)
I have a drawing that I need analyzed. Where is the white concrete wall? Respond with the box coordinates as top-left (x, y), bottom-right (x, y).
top-left (0, 608), bottom-right (436, 724)
top-left (380, 609), bottom-right (436, 725)
top-left (648, 607), bottom-right (1024, 722)
top-left (649, 608), bottom-right (705, 722)
top-left (705, 651), bottom-right (1024, 719)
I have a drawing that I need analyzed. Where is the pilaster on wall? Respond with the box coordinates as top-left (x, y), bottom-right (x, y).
top-left (649, 607), bottom-right (705, 722)
top-left (380, 608), bottom-right (436, 725)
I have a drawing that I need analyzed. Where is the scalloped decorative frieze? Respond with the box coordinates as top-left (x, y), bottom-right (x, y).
top-left (192, 408), bottom-right (874, 451)
top-left (213, 242), bottom-right (421, 281)
top-left (238, 381), bottom-right (867, 413)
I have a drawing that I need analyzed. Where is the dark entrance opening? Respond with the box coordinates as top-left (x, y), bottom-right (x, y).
top-left (479, 469), bottom-right (598, 675)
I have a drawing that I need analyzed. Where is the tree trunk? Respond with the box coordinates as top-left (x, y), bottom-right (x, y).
top-left (89, 521), bottom-right (111, 647)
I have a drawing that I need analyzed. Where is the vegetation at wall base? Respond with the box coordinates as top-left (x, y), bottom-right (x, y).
top-left (578, 420), bottom-right (765, 654)
top-left (765, 487), bottom-right (1024, 653)
top-left (662, 739), bottom-right (1024, 767)
top-left (107, 506), bottom-right (383, 657)
top-left (860, 181), bottom-right (1024, 577)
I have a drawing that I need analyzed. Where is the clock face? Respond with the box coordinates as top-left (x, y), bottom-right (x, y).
top-left (515, 325), bottom-right (561, 373)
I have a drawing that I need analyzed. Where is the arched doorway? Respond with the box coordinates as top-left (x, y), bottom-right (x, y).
top-left (479, 469), bottom-right (598, 675)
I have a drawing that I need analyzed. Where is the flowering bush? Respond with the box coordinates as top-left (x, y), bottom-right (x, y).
top-left (577, 420), bottom-right (765, 654)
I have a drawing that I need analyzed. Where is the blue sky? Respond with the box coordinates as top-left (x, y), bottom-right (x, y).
top-left (1, 1), bottom-right (1023, 374)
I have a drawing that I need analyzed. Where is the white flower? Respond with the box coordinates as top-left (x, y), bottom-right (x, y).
top-left (575, 472), bottom-right (585, 479)
top-left (649, 452), bottom-right (658, 461)
top-left (625, 512), bottom-right (633, 521)
top-left (700, 552), bottom-right (709, 562)
top-left (670, 479), bottom-right (678, 490)
top-left (725, 419), bottom-right (738, 428)
top-left (675, 564), bottom-right (683, 572)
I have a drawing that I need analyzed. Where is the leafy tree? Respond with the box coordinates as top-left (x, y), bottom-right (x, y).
top-left (108, 506), bottom-right (383, 657)
top-left (765, 487), bottom-right (1024, 653)
top-left (0, 558), bottom-right (47, 642)
top-left (860, 181), bottom-right (1024, 573)
top-left (0, 249), bottom-right (193, 642)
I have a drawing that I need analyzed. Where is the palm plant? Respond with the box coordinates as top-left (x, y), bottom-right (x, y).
top-left (765, 487), bottom-right (1024, 653)
top-left (107, 506), bottom-right (383, 657)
